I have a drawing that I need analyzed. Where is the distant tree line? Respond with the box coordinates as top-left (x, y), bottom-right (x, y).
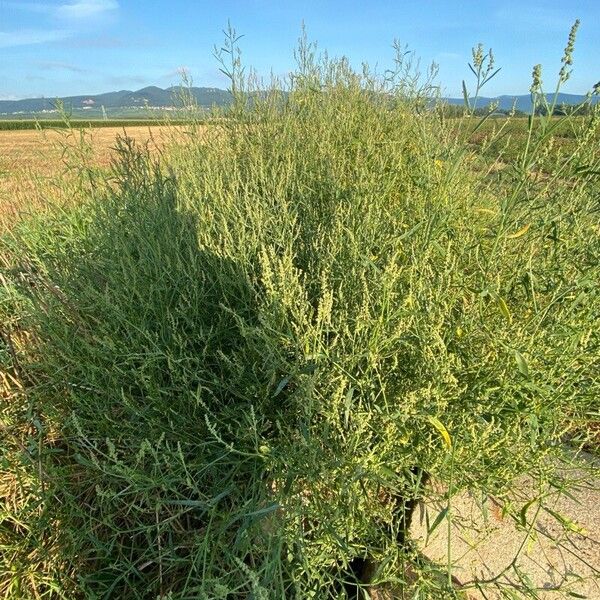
top-left (437, 100), bottom-right (597, 118)
top-left (437, 103), bottom-right (526, 117)
top-left (534, 102), bottom-right (597, 116)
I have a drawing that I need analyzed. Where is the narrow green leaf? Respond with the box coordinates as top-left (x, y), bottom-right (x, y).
top-left (528, 413), bottom-right (539, 446)
top-left (545, 507), bottom-right (587, 535)
top-left (272, 376), bottom-right (290, 397)
top-left (497, 296), bottom-right (512, 323)
top-left (427, 416), bottom-right (452, 449)
top-left (514, 350), bottom-right (529, 377)
top-left (482, 67), bottom-right (502, 85)
top-left (163, 499), bottom-right (209, 508)
top-left (462, 80), bottom-right (470, 109)
top-left (245, 503), bottom-right (281, 519)
top-left (519, 498), bottom-right (537, 528)
top-left (343, 386), bottom-right (354, 429)
top-left (427, 506), bottom-right (449, 536)
top-left (507, 223), bottom-right (531, 239)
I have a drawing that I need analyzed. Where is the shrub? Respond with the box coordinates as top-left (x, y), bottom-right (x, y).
top-left (1, 25), bottom-right (599, 598)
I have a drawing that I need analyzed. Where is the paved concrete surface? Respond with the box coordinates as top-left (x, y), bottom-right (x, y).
top-left (410, 457), bottom-right (600, 598)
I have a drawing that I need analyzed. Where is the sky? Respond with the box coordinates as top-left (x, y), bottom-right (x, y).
top-left (0, 0), bottom-right (598, 100)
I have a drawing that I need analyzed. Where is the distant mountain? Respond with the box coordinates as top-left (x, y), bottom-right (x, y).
top-left (0, 86), bottom-right (232, 116)
top-left (443, 93), bottom-right (599, 113)
top-left (0, 86), bottom-right (597, 117)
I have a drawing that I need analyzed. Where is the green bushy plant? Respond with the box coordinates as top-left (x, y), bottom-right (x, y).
top-left (1, 24), bottom-right (598, 598)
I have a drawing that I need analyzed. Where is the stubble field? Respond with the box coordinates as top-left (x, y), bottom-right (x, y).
top-left (0, 125), bottom-right (176, 232)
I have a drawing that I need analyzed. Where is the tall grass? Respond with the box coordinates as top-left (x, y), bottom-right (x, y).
top-left (1, 25), bottom-right (599, 598)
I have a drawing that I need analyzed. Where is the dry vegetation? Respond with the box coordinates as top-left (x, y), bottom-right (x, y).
top-left (0, 126), bottom-right (175, 232)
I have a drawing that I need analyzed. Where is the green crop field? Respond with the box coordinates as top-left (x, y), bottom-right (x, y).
top-left (1, 25), bottom-right (599, 600)
top-left (0, 118), bottom-right (191, 131)
top-left (466, 115), bottom-right (600, 167)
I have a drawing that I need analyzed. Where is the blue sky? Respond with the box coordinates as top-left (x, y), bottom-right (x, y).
top-left (0, 0), bottom-right (598, 100)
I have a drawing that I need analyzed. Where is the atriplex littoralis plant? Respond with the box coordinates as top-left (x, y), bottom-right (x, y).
top-left (0, 24), bottom-right (598, 599)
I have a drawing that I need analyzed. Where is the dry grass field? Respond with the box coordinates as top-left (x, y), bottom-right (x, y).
top-left (0, 126), bottom-right (175, 232)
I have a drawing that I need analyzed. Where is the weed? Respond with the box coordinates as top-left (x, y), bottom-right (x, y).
top-left (1, 24), bottom-right (598, 599)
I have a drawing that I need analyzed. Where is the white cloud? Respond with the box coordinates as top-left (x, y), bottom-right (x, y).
top-left (3, 0), bottom-right (119, 19)
top-left (162, 66), bottom-right (191, 80)
top-left (56, 0), bottom-right (119, 20)
top-left (0, 1), bottom-right (119, 50)
top-left (35, 61), bottom-right (88, 73)
top-left (63, 35), bottom-right (126, 48)
top-left (0, 29), bottom-right (69, 48)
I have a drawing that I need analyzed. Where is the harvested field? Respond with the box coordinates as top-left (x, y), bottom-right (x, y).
top-left (0, 126), bottom-right (177, 232)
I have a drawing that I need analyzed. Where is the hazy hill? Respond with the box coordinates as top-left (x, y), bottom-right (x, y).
top-left (0, 86), bottom-right (232, 115)
top-left (0, 86), bottom-right (596, 117)
top-left (444, 93), bottom-right (599, 113)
